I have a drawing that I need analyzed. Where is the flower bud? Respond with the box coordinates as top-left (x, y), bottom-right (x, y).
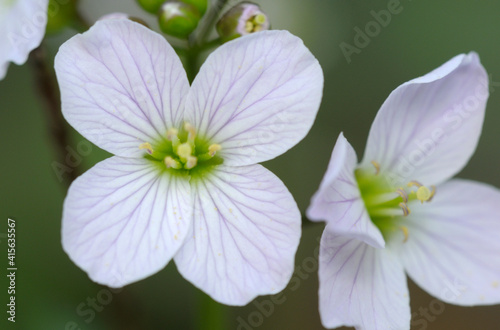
top-left (216, 2), bottom-right (270, 42)
top-left (158, 1), bottom-right (201, 39)
top-left (182, 0), bottom-right (208, 16)
top-left (136, 0), bottom-right (165, 14)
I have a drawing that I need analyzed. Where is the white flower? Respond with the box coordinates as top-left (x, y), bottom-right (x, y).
top-left (0, 0), bottom-right (48, 80)
top-left (55, 19), bottom-right (323, 305)
top-left (308, 53), bottom-right (500, 329)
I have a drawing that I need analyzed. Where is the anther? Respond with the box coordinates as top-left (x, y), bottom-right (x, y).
top-left (177, 143), bottom-right (192, 159)
top-left (416, 186), bottom-right (432, 203)
top-left (396, 188), bottom-right (408, 203)
top-left (184, 122), bottom-right (196, 141)
top-left (208, 144), bottom-right (222, 157)
top-left (185, 156), bottom-right (198, 169)
top-left (399, 202), bottom-right (411, 216)
top-left (139, 142), bottom-right (153, 155)
top-left (166, 128), bottom-right (179, 141)
top-left (164, 156), bottom-right (181, 169)
top-left (371, 160), bottom-right (380, 175)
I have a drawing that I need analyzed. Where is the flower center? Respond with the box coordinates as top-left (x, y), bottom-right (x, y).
top-left (355, 161), bottom-right (436, 242)
top-left (139, 122), bottom-right (223, 176)
top-left (245, 13), bottom-right (267, 33)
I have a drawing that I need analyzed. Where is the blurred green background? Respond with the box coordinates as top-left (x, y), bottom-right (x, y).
top-left (1, 0), bottom-right (500, 329)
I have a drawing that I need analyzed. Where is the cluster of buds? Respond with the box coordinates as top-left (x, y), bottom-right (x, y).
top-left (135, 0), bottom-right (269, 41)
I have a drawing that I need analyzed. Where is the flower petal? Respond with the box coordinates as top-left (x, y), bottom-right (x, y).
top-left (361, 52), bottom-right (488, 186)
top-left (184, 30), bottom-right (323, 166)
top-left (0, 0), bottom-right (48, 79)
top-left (62, 157), bottom-right (192, 287)
top-left (395, 179), bottom-right (500, 305)
top-left (307, 133), bottom-right (385, 248)
top-left (55, 19), bottom-right (189, 157)
top-left (174, 164), bottom-right (301, 305)
top-left (319, 231), bottom-right (410, 330)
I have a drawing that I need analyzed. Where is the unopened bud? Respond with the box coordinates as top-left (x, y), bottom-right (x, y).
top-left (136, 0), bottom-right (165, 14)
top-left (158, 1), bottom-right (201, 39)
top-left (216, 2), bottom-right (270, 42)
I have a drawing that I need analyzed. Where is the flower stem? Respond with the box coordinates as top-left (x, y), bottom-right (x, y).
top-left (29, 45), bottom-right (79, 187)
top-left (196, 291), bottom-right (228, 330)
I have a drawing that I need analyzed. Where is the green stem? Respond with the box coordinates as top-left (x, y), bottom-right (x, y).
top-left (197, 292), bottom-right (228, 330)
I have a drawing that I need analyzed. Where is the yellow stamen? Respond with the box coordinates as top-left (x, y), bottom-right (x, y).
top-left (139, 142), bottom-right (153, 155)
top-left (396, 188), bottom-right (408, 203)
top-left (407, 180), bottom-right (423, 188)
top-left (208, 144), bottom-right (222, 157)
top-left (185, 156), bottom-right (198, 169)
top-left (371, 160), bottom-right (380, 175)
top-left (177, 143), bottom-right (192, 159)
top-left (399, 202), bottom-right (411, 216)
top-left (164, 156), bottom-right (181, 169)
top-left (166, 128), bottom-right (179, 141)
top-left (416, 186), bottom-right (432, 203)
top-left (400, 226), bottom-right (409, 243)
top-left (184, 122), bottom-right (196, 141)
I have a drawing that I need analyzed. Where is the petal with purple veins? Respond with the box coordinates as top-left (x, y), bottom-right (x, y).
top-left (55, 19), bottom-right (189, 157)
top-left (184, 30), bottom-right (323, 166)
top-left (174, 164), bottom-right (301, 305)
top-left (62, 156), bottom-right (192, 287)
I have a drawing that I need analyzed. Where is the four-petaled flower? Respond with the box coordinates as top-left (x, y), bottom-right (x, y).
top-left (0, 0), bottom-right (48, 80)
top-left (55, 19), bottom-right (323, 305)
top-left (308, 53), bottom-right (500, 329)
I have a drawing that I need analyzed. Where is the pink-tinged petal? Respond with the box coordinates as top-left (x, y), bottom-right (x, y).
top-left (395, 179), bottom-right (500, 305)
top-left (0, 0), bottom-right (48, 80)
top-left (185, 30), bottom-right (323, 166)
top-left (174, 164), bottom-right (301, 305)
top-left (307, 133), bottom-right (385, 249)
top-left (55, 19), bottom-right (189, 157)
top-left (361, 53), bottom-right (488, 186)
top-left (319, 231), bottom-right (410, 330)
top-left (62, 157), bottom-right (192, 287)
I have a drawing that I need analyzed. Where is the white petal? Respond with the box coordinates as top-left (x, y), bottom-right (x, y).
top-left (395, 179), bottom-right (500, 305)
top-left (62, 157), bottom-right (192, 287)
top-left (185, 30), bottom-right (323, 166)
top-left (55, 19), bottom-right (189, 157)
top-left (361, 53), bottom-right (488, 186)
top-left (174, 164), bottom-right (301, 305)
top-left (307, 133), bottom-right (385, 248)
top-left (319, 231), bottom-right (410, 330)
top-left (0, 0), bottom-right (48, 79)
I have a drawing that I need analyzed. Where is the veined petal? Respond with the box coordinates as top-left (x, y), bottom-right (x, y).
top-left (0, 0), bottom-right (48, 80)
top-left (55, 19), bottom-right (189, 157)
top-left (185, 30), bottom-right (323, 166)
top-left (174, 164), bottom-right (301, 305)
top-left (62, 157), bottom-right (192, 287)
top-left (361, 53), bottom-right (488, 186)
top-left (307, 133), bottom-right (385, 249)
top-left (319, 231), bottom-right (410, 330)
top-left (395, 179), bottom-right (500, 305)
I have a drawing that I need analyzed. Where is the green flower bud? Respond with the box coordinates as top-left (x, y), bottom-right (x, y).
top-left (158, 1), bottom-right (201, 39)
top-left (216, 2), bottom-right (270, 42)
top-left (136, 0), bottom-right (165, 14)
top-left (182, 0), bottom-right (208, 16)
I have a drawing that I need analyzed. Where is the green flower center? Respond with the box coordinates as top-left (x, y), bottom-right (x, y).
top-left (355, 161), bottom-right (436, 242)
top-left (141, 122), bottom-right (223, 178)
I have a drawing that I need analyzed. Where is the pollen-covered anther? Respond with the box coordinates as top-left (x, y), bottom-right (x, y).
top-left (139, 142), bottom-right (153, 155)
top-left (164, 156), bottom-right (181, 169)
top-left (184, 122), bottom-right (196, 141)
top-left (185, 156), bottom-right (198, 169)
top-left (399, 202), bottom-right (411, 216)
top-left (208, 144), bottom-right (222, 157)
top-left (177, 143), bottom-right (192, 159)
top-left (371, 160), bottom-right (380, 175)
top-left (166, 128), bottom-right (179, 141)
top-left (416, 186), bottom-right (432, 203)
top-left (396, 188), bottom-right (408, 203)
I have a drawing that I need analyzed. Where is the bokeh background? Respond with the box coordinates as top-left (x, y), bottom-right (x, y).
top-left (1, 0), bottom-right (500, 329)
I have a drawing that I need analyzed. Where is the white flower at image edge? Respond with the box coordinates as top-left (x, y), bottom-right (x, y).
top-left (55, 19), bottom-right (323, 305)
top-left (0, 0), bottom-right (48, 80)
top-left (308, 53), bottom-right (500, 329)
